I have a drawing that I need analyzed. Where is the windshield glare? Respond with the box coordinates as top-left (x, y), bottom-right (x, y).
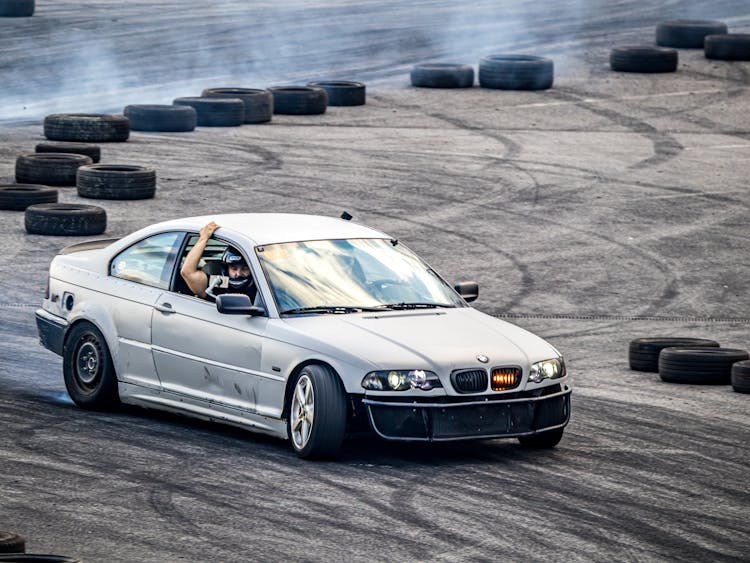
top-left (255, 238), bottom-right (464, 313)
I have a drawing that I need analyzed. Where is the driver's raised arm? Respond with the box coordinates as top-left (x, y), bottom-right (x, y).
top-left (180, 221), bottom-right (219, 298)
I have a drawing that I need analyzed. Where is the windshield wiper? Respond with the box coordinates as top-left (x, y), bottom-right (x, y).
top-left (281, 305), bottom-right (387, 315)
top-left (379, 302), bottom-right (456, 310)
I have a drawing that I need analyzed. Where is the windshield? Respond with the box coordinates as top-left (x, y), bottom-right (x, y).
top-left (255, 238), bottom-right (465, 314)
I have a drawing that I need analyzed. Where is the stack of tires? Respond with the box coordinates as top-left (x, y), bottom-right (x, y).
top-left (628, 337), bottom-right (750, 393)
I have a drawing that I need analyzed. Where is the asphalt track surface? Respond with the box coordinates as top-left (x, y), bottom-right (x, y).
top-left (1, 1), bottom-right (749, 561)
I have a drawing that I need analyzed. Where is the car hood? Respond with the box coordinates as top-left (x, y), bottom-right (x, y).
top-left (279, 307), bottom-right (559, 372)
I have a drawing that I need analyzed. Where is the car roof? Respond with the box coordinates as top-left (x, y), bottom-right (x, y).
top-left (146, 213), bottom-right (390, 245)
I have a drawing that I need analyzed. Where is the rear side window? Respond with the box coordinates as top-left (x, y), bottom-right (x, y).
top-left (110, 232), bottom-right (183, 289)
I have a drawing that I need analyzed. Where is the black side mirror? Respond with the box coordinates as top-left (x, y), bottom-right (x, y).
top-left (454, 281), bottom-right (479, 302)
top-left (216, 294), bottom-right (266, 316)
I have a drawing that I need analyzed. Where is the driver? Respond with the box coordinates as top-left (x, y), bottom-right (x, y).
top-left (180, 220), bottom-right (256, 301)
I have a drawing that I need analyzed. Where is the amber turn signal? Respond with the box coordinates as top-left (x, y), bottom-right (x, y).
top-left (491, 367), bottom-right (521, 391)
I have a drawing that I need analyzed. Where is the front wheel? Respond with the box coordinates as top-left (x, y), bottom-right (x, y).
top-left (63, 322), bottom-right (120, 409)
top-left (518, 428), bottom-right (564, 449)
top-left (287, 364), bottom-right (346, 459)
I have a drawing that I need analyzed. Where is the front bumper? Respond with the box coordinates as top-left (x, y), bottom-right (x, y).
top-left (363, 384), bottom-right (571, 441)
top-left (35, 308), bottom-right (68, 356)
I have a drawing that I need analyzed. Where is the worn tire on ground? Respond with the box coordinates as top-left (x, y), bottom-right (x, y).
top-left (610, 46), bottom-right (678, 73)
top-left (172, 97), bottom-right (244, 126)
top-left (35, 142), bottom-right (101, 163)
top-left (479, 55), bottom-right (553, 90)
top-left (123, 104), bottom-right (197, 132)
top-left (15, 153), bottom-right (93, 186)
top-left (410, 64), bottom-right (474, 88)
top-left (44, 114), bottom-right (130, 142)
top-left (25, 203), bottom-right (106, 236)
top-left (658, 347), bottom-right (749, 384)
top-left (0, 184), bottom-right (57, 210)
top-left (77, 164), bottom-right (156, 200)
top-left (307, 81), bottom-right (366, 105)
top-left (0, 554), bottom-right (82, 561)
top-left (704, 34), bottom-right (750, 60)
top-left (629, 337), bottom-right (720, 372)
top-left (269, 86), bottom-right (328, 115)
top-left (656, 20), bottom-right (728, 48)
top-left (201, 88), bottom-right (273, 123)
top-left (0, 532), bottom-right (25, 554)
top-left (0, 0), bottom-right (34, 17)
top-left (731, 360), bottom-right (750, 394)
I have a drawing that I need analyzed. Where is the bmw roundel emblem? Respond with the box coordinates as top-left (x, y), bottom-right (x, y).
top-left (477, 355), bottom-right (489, 364)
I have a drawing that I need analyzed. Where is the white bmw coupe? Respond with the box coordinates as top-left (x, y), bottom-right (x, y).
top-left (36, 213), bottom-right (570, 458)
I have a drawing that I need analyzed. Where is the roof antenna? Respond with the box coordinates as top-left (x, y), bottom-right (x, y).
top-left (340, 211), bottom-right (353, 221)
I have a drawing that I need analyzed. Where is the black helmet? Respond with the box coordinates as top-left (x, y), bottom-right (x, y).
top-left (221, 248), bottom-right (251, 290)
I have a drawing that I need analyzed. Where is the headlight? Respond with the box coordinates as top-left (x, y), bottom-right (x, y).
top-left (528, 357), bottom-right (565, 383)
top-left (362, 370), bottom-right (442, 391)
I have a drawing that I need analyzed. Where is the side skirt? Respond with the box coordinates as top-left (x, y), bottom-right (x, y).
top-left (119, 382), bottom-right (288, 440)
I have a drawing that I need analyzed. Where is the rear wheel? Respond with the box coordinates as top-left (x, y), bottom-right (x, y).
top-left (287, 364), bottom-right (346, 459)
top-left (518, 428), bottom-right (564, 449)
top-left (63, 322), bottom-right (119, 409)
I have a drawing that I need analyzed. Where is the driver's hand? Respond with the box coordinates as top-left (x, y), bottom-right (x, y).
top-left (200, 221), bottom-right (220, 241)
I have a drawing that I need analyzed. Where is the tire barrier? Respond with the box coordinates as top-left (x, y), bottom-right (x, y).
top-left (610, 46), bottom-right (678, 73)
top-left (77, 164), bottom-right (156, 200)
top-left (201, 88), bottom-right (273, 123)
top-left (25, 203), bottom-right (106, 236)
top-left (172, 97), bottom-right (244, 127)
top-left (658, 347), bottom-right (749, 384)
top-left (0, 532), bottom-right (25, 554)
top-left (43, 114), bottom-right (130, 142)
top-left (269, 86), bottom-right (328, 115)
top-left (628, 337), bottom-right (720, 372)
top-left (307, 81), bottom-right (366, 106)
top-left (35, 142), bottom-right (101, 163)
top-left (410, 64), bottom-right (474, 88)
top-left (0, 0), bottom-right (34, 17)
top-left (15, 153), bottom-right (93, 187)
top-left (704, 34), bottom-right (750, 61)
top-left (656, 19), bottom-right (728, 48)
top-left (478, 55), bottom-right (553, 90)
top-left (731, 360), bottom-right (750, 394)
top-left (0, 184), bottom-right (57, 211)
top-left (123, 104), bottom-right (197, 132)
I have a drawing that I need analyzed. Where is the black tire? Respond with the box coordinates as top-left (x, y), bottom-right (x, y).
top-left (731, 360), bottom-right (750, 394)
top-left (610, 46), bottom-right (678, 73)
top-left (0, 184), bottom-right (57, 211)
top-left (269, 86), bottom-right (328, 115)
top-left (287, 364), bottom-right (346, 459)
top-left (629, 337), bottom-right (720, 372)
top-left (43, 114), bottom-right (129, 142)
top-left (518, 428), bottom-right (564, 449)
top-left (25, 203), bottom-right (106, 236)
top-left (123, 104), bottom-right (197, 132)
top-left (35, 142), bottom-right (101, 163)
top-left (0, 532), bottom-right (25, 554)
top-left (201, 88), bottom-right (273, 123)
top-left (705, 34), bottom-right (750, 61)
top-left (410, 64), bottom-right (474, 88)
top-left (77, 164), bottom-right (156, 200)
top-left (62, 322), bottom-right (119, 409)
top-left (479, 55), bottom-right (553, 90)
top-left (658, 348), bottom-right (749, 385)
top-left (0, 0), bottom-right (34, 17)
top-left (0, 555), bottom-right (81, 562)
top-left (172, 97), bottom-right (244, 127)
top-left (656, 20), bottom-right (728, 49)
top-left (307, 81), bottom-right (366, 106)
top-left (15, 153), bottom-right (93, 187)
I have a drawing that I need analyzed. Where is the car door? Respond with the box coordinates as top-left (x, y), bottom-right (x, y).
top-left (150, 236), bottom-right (273, 416)
top-left (107, 231), bottom-right (185, 390)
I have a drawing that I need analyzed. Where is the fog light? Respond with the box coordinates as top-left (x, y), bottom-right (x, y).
top-left (491, 367), bottom-right (521, 391)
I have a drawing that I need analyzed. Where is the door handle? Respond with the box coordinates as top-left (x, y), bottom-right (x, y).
top-left (154, 302), bottom-right (175, 314)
